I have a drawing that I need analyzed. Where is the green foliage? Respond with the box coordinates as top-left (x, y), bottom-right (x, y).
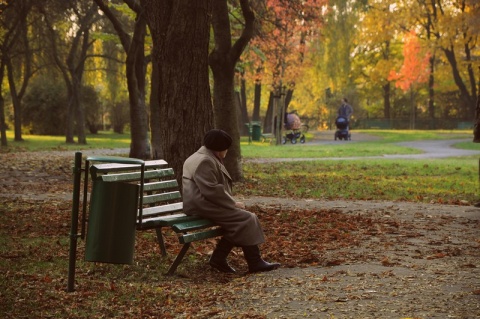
top-left (22, 76), bottom-right (67, 135)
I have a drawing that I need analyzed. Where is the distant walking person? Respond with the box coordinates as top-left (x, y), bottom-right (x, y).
top-left (338, 98), bottom-right (353, 121)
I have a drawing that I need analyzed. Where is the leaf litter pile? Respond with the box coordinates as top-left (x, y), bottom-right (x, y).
top-left (1, 151), bottom-right (479, 318)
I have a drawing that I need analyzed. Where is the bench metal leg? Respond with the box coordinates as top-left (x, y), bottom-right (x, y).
top-left (155, 228), bottom-right (167, 256)
top-left (165, 243), bottom-right (191, 276)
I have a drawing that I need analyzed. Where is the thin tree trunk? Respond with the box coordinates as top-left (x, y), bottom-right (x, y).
top-left (473, 66), bottom-right (480, 143)
top-left (209, 0), bottom-right (255, 181)
top-left (263, 92), bottom-right (274, 133)
top-left (428, 54), bottom-right (435, 121)
top-left (239, 76), bottom-right (250, 135)
top-left (442, 46), bottom-right (473, 118)
top-left (253, 79), bottom-right (261, 121)
top-left (383, 82), bottom-right (391, 119)
top-left (6, 59), bottom-right (23, 141)
top-left (0, 64), bottom-right (7, 146)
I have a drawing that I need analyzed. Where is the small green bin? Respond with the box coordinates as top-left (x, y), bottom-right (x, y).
top-left (85, 180), bottom-right (139, 264)
top-left (251, 122), bottom-right (262, 141)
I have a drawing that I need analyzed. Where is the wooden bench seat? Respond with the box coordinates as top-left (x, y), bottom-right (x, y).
top-left (85, 156), bottom-right (223, 275)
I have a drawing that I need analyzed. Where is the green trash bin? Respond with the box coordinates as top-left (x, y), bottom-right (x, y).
top-left (252, 122), bottom-right (261, 141)
top-left (85, 180), bottom-right (139, 264)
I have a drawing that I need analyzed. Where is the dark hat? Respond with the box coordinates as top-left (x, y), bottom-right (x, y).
top-left (203, 129), bottom-right (232, 151)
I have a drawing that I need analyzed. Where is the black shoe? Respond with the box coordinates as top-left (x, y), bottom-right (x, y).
top-left (242, 245), bottom-right (280, 273)
top-left (209, 258), bottom-right (236, 273)
top-left (247, 259), bottom-right (281, 273)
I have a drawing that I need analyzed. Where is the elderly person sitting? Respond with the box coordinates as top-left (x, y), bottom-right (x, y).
top-left (182, 129), bottom-right (280, 273)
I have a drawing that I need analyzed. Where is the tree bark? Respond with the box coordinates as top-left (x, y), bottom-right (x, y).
top-left (0, 61), bottom-right (6, 146)
top-left (209, 0), bottom-right (255, 181)
top-left (239, 75), bottom-right (250, 135)
top-left (126, 13), bottom-right (149, 158)
top-left (142, 0), bottom-right (214, 183)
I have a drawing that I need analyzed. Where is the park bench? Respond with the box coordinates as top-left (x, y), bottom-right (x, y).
top-left (68, 152), bottom-right (223, 291)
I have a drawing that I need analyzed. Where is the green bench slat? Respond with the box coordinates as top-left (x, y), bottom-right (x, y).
top-left (99, 168), bottom-right (174, 182)
top-left (139, 214), bottom-right (204, 229)
top-left (143, 180), bottom-right (178, 192)
top-left (179, 228), bottom-right (224, 244)
top-left (142, 191), bottom-right (181, 205)
top-left (141, 202), bottom-right (184, 218)
top-left (91, 160), bottom-right (167, 173)
top-left (172, 219), bottom-right (216, 233)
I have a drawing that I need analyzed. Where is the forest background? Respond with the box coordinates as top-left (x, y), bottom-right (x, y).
top-left (1, 0), bottom-right (479, 182)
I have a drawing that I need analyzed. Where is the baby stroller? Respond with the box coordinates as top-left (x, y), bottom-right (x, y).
top-left (282, 111), bottom-right (308, 144)
top-left (334, 116), bottom-right (351, 140)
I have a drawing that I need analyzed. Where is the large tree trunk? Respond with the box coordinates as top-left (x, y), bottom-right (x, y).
top-left (126, 14), bottom-right (149, 159)
top-left (142, 0), bottom-right (214, 183)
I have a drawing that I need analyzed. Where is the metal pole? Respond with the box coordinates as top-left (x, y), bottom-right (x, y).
top-left (67, 152), bottom-right (83, 292)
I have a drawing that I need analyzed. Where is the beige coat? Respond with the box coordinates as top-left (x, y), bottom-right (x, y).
top-left (182, 146), bottom-right (265, 246)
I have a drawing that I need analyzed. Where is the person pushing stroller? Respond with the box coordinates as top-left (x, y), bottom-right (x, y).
top-left (337, 98), bottom-right (353, 123)
top-left (335, 98), bottom-right (353, 140)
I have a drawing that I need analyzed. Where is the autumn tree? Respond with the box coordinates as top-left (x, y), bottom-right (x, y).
top-left (248, 0), bottom-right (325, 135)
top-left (388, 30), bottom-right (431, 129)
top-left (353, 0), bottom-right (399, 120)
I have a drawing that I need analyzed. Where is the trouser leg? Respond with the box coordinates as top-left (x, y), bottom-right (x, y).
top-left (209, 237), bottom-right (236, 273)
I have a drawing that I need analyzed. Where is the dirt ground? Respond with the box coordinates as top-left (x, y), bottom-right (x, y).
top-left (236, 196), bottom-right (480, 319)
top-left (1, 132), bottom-right (479, 318)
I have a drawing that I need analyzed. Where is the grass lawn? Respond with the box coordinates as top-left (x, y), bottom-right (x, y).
top-left (1, 129), bottom-right (478, 204)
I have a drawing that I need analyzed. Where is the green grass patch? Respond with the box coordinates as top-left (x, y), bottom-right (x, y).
top-left (1, 130), bottom-right (130, 152)
top-left (238, 157), bottom-right (478, 204)
top-left (357, 129), bottom-right (473, 142)
top-left (241, 141), bottom-right (421, 158)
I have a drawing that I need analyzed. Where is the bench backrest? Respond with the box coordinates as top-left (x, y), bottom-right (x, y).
top-left (89, 160), bottom-right (184, 228)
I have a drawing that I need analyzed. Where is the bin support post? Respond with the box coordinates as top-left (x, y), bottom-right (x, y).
top-left (67, 152), bottom-right (83, 292)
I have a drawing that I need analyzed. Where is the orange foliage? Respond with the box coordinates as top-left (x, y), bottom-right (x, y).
top-left (388, 30), bottom-right (431, 92)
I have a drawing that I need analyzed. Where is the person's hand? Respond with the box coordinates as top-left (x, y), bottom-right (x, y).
top-left (235, 202), bottom-right (246, 209)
